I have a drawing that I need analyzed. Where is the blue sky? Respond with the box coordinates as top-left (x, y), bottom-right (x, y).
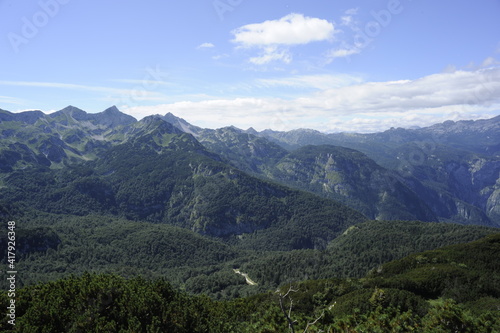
top-left (1, 0), bottom-right (500, 132)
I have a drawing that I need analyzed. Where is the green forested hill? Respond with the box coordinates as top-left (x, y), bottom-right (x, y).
top-left (1, 215), bottom-right (497, 300)
top-left (366, 233), bottom-right (500, 301)
top-left (235, 220), bottom-right (498, 289)
top-left (2, 234), bottom-right (499, 332)
top-left (1, 137), bottom-right (366, 250)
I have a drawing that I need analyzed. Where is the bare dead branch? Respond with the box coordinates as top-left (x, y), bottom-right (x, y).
top-left (302, 311), bottom-right (324, 333)
top-left (277, 284), bottom-right (324, 333)
top-left (276, 284), bottom-right (299, 333)
top-left (278, 292), bottom-right (296, 333)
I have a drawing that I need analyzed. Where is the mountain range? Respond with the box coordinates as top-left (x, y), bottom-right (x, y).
top-left (1, 105), bottom-right (499, 228)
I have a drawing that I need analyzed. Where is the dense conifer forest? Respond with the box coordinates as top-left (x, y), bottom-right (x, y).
top-left (1, 234), bottom-right (499, 332)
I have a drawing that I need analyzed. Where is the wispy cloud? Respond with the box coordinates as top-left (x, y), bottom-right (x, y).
top-left (109, 79), bottom-right (171, 86)
top-left (345, 8), bottom-right (359, 15)
top-left (326, 47), bottom-right (361, 61)
top-left (324, 8), bottom-right (364, 63)
top-left (249, 46), bottom-right (292, 65)
top-left (481, 57), bottom-right (500, 67)
top-left (0, 80), bottom-right (168, 102)
top-left (0, 80), bottom-right (131, 94)
top-left (0, 95), bottom-right (24, 106)
top-left (197, 42), bottom-right (215, 49)
top-left (340, 7), bottom-right (359, 28)
top-left (255, 73), bottom-right (364, 90)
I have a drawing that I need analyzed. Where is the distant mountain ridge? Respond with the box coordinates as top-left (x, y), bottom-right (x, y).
top-left (1, 106), bottom-right (499, 227)
top-left (0, 105), bottom-right (136, 127)
top-left (165, 111), bottom-right (500, 226)
top-left (255, 115), bottom-right (500, 157)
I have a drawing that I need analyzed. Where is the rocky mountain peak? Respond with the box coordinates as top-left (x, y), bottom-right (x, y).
top-left (14, 110), bottom-right (45, 124)
top-left (160, 112), bottom-right (204, 137)
top-left (96, 106), bottom-right (136, 127)
top-left (138, 115), bottom-right (184, 135)
top-left (57, 105), bottom-right (88, 119)
top-left (245, 127), bottom-right (259, 135)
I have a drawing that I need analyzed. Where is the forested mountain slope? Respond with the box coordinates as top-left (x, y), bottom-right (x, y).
top-left (193, 114), bottom-right (500, 226)
top-left (253, 115), bottom-right (500, 226)
top-left (0, 110), bottom-right (367, 251)
top-left (2, 106), bottom-right (498, 227)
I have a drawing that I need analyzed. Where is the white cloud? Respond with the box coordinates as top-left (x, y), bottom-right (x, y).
top-left (306, 68), bottom-right (500, 113)
top-left (123, 98), bottom-right (286, 129)
top-left (231, 13), bottom-right (334, 65)
top-left (232, 13), bottom-right (334, 47)
top-left (197, 42), bottom-right (215, 49)
top-left (122, 67), bottom-right (500, 133)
